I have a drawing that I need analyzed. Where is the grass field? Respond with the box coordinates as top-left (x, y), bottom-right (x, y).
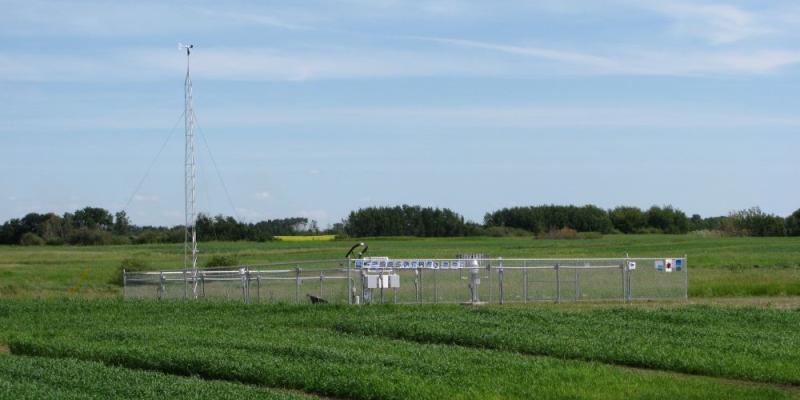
top-left (1, 234), bottom-right (799, 298)
top-left (0, 300), bottom-right (798, 399)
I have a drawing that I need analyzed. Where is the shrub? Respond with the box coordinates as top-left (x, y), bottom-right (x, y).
top-left (484, 226), bottom-right (532, 237)
top-left (19, 232), bottom-right (45, 246)
top-left (577, 231), bottom-right (603, 240)
top-left (204, 254), bottom-right (240, 268)
top-left (688, 230), bottom-right (723, 238)
top-left (727, 207), bottom-right (786, 237)
top-left (111, 257), bottom-right (150, 285)
top-left (537, 227), bottom-right (578, 240)
top-left (67, 228), bottom-right (113, 245)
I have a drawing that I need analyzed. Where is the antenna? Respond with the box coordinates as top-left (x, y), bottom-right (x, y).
top-left (181, 43), bottom-right (199, 298)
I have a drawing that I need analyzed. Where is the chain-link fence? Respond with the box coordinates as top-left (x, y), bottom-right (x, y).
top-left (124, 257), bottom-right (687, 304)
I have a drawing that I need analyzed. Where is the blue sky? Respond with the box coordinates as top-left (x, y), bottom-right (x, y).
top-left (1, 0), bottom-right (799, 227)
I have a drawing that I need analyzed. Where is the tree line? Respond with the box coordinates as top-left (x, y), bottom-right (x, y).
top-left (0, 207), bottom-right (316, 246)
top-left (2, 204), bottom-right (799, 245)
top-left (344, 204), bottom-right (800, 238)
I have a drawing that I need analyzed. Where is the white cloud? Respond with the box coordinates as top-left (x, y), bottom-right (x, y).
top-left (307, 169), bottom-right (321, 175)
top-left (255, 191), bottom-right (271, 199)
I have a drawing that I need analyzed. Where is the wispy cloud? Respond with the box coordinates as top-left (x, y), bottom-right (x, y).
top-left (422, 37), bottom-right (618, 71)
top-left (192, 8), bottom-right (312, 31)
top-left (254, 191), bottom-right (271, 200)
top-left (424, 36), bottom-right (800, 76)
top-left (3, 40), bottom-right (799, 85)
top-left (634, 1), bottom-right (769, 44)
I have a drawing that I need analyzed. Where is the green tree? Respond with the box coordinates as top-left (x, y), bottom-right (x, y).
top-left (787, 209), bottom-right (800, 236)
top-left (609, 206), bottom-right (647, 233)
top-left (113, 211), bottom-right (131, 235)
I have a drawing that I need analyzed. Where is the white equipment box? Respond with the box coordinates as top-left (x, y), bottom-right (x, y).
top-left (365, 274), bottom-right (400, 289)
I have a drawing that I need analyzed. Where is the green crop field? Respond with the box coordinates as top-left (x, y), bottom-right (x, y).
top-left (0, 300), bottom-right (798, 399)
top-left (1, 235), bottom-right (799, 398)
top-left (1, 234), bottom-right (799, 298)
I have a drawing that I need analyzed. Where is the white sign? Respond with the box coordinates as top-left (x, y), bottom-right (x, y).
top-left (355, 259), bottom-right (465, 269)
top-left (628, 261), bottom-right (636, 270)
top-left (665, 258), bottom-right (674, 273)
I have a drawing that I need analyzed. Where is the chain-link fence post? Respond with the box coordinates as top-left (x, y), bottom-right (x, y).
top-left (499, 265), bottom-right (504, 305)
top-left (319, 271), bottom-right (325, 299)
top-left (295, 267), bottom-right (301, 304)
top-left (347, 258), bottom-right (352, 305)
top-left (158, 272), bottom-right (165, 300)
top-left (555, 263), bottom-right (560, 304)
top-left (684, 254), bottom-right (689, 301)
top-left (522, 261), bottom-right (528, 303)
top-left (433, 268), bottom-right (438, 304)
top-left (620, 262), bottom-right (626, 302)
top-left (488, 261), bottom-right (493, 304)
top-left (256, 273), bottom-right (261, 304)
top-left (122, 269), bottom-right (127, 299)
top-left (415, 268), bottom-right (421, 303)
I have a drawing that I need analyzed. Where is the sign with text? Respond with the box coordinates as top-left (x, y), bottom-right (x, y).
top-left (355, 259), bottom-right (466, 269)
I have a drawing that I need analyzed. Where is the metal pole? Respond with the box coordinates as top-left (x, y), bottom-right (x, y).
top-left (415, 268), bottom-right (420, 303)
top-left (433, 268), bottom-right (438, 304)
top-left (488, 261), bottom-right (493, 304)
top-left (684, 254), bottom-right (689, 301)
top-left (621, 262), bottom-right (626, 302)
top-left (122, 269), bottom-right (127, 299)
top-left (575, 268), bottom-right (580, 301)
top-left (498, 266), bottom-right (504, 305)
top-left (347, 258), bottom-right (352, 305)
top-left (257, 273), bottom-right (261, 304)
top-left (244, 267), bottom-right (250, 304)
top-left (523, 261), bottom-right (528, 303)
top-left (295, 267), bottom-right (301, 304)
top-left (419, 268), bottom-right (424, 303)
top-left (555, 263), bottom-right (560, 304)
top-left (159, 272), bottom-right (165, 300)
top-left (319, 271), bottom-right (324, 298)
top-left (379, 269), bottom-right (384, 304)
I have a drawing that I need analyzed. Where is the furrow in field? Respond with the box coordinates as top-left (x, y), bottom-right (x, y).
top-left (319, 304), bottom-right (800, 386)
top-left (5, 328), bottom-right (797, 400)
top-left (0, 354), bottom-right (319, 400)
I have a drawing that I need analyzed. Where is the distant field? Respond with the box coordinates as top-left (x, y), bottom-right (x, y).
top-left (0, 234), bottom-right (799, 298)
top-left (273, 235), bottom-right (336, 242)
top-left (0, 300), bottom-right (798, 399)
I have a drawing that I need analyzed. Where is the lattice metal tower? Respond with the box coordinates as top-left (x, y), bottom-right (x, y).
top-left (181, 43), bottom-right (199, 298)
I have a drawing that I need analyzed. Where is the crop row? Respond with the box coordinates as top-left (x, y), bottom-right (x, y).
top-left (1, 300), bottom-right (797, 399)
top-left (322, 304), bottom-right (800, 385)
top-left (0, 354), bottom-right (313, 400)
